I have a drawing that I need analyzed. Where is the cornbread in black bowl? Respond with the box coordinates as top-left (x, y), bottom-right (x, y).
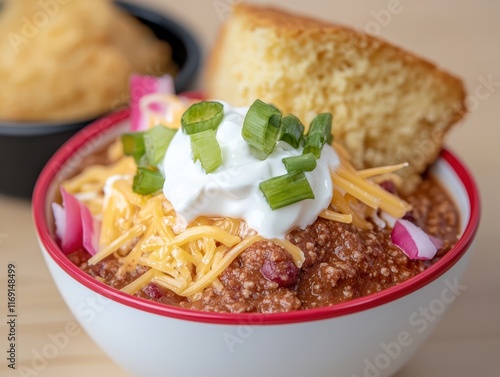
top-left (0, 0), bottom-right (200, 198)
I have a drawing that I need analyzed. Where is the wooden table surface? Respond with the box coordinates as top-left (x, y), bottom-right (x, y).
top-left (1, 0), bottom-right (499, 376)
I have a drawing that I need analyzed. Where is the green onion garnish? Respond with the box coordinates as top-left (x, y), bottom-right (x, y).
top-left (326, 133), bottom-right (333, 145)
top-left (303, 113), bottom-right (333, 159)
top-left (278, 114), bottom-right (304, 148)
top-left (181, 101), bottom-right (224, 135)
top-left (242, 99), bottom-right (282, 160)
top-left (122, 132), bottom-right (145, 164)
top-left (282, 153), bottom-right (317, 173)
top-left (132, 168), bottom-right (164, 195)
top-left (190, 129), bottom-right (222, 173)
top-left (143, 125), bottom-right (177, 165)
top-left (259, 171), bottom-right (315, 210)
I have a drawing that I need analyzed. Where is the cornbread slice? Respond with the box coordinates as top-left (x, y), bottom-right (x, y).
top-left (205, 4), bottom-right (466, 191)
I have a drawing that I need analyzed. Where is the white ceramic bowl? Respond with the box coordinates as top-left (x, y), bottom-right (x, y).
top-left (33, 110), bottom-right (480, 377)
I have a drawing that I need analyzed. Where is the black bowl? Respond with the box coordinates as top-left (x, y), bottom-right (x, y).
top-left (116, 1), bottom-right (201, 93)
top-left (0, 1), bottom-right (201, 198)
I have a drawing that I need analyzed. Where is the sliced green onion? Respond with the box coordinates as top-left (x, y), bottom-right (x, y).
top-left (282, 153), bottom-right (317, 173)
top-left (278, 114), bottom-right (304, 148)
top-left (132, 168), bottom-right (164, 195)
top-left (144, 125), bottom-right (177, 165)
top-left (181, 101), bottom-right (224, 135)
top-left (303, 113), bottom-right (333, 159)
top-left (121, 132), bottom-right (145, 163)
top-left (326, 133), bottom-right (334, 145)
top-left (242, 99), bottom-right (282, 160)
top-left (190, 129), bottom-right (222, 173)
top-left (259, 171), bottom-right (315, 210)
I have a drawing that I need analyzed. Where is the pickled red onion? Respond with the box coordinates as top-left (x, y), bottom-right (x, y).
top-left (52, 188), bottom-right (83, 254)
top-left (130, 74), bottom-right (174, 131)
top-left (429, 234), bottom-right (444, 250)
top-left (52, 188), bottom-right (100, 255)
top-left (391, 219), bottom-right (439, 260)
top-left (80, 203), bottom-right (100, 256)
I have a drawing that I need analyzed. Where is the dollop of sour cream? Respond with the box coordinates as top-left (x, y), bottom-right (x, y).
top-left (162, 102), bottom-right (340, 239)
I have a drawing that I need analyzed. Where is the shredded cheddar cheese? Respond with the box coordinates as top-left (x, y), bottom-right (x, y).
top-left (357, 162), bottom-right (409, 178)
top-left (318, 209), bottom-right (353, 224)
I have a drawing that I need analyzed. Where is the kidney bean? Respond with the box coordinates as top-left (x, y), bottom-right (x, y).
top-left (379, 180), bottom-right (397, 195)
top-left (260, 259), bottom-right (298, 288)
top-left (143, 283), bottom-right (163, 300)
top-left (403, 211), bottom-right (416, 223)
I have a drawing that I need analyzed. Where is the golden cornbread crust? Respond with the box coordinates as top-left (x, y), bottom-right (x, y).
top-left (205, 4), bottom-right (467, 192)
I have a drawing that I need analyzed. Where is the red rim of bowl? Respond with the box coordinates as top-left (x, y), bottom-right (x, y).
top-left (32, 109), bottom-right (481, 325)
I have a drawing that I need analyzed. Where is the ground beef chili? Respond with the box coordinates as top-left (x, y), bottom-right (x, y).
top-left (71, 175), bottom-right (460, 313)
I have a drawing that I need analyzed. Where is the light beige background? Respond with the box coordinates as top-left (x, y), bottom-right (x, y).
top-left (0, 0), bottom-right (499, 376)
